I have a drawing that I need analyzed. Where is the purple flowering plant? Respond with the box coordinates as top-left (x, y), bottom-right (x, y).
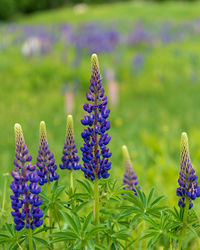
top-left (6, 55), bottom-right (200, 250)
top-left (60, 115), bottom-right (81, 192)
top-left (122, 145), bottom-right (140, 196)
top-left (37, 121), bottom-right (59, 186)
top-left (11, 124), bottom-right (43, 232)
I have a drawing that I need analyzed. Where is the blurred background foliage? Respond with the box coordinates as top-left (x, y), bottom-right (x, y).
top-left (0, 0), bottom-right (199, 20)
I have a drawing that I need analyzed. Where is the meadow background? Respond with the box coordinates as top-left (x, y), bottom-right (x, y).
top-left (1, 0), bottom-right (200, 227)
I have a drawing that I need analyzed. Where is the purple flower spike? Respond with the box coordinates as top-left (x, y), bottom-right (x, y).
top-left (177, 132), bottom-right (200, 209)
top-left (80, 54), bottom-right (112, 181)
top-left (122, 145), bottom-right (140, 196)
top-left (60, 115), bottom-right (81, 171)
top-left (37, 121), bottom-right (59, 185)
top-left (10, 123), bottom-right (43, 231)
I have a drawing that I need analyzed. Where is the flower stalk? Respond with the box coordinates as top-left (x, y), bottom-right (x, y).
top-left (28, 228), bottom-right (34, 250)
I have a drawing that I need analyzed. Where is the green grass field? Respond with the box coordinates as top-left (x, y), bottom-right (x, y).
top-left (1, 1), bottom-right (200, 248)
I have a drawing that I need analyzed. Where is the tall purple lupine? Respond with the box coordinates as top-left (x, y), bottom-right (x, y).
top-left (60, 115), bottom-right (81, 191)
top-left (122, 145), bottom-right (140, 196)
top-left (37, 121), bottom-right (59, 186)
top-left (60, 115), bottom-right (81, 171)
top-left (177, 132), bottom-right (200, 209)
top-left (10, 124), bottom-right (43, 231)
top-left (81, 54), bottom-right (112, 181)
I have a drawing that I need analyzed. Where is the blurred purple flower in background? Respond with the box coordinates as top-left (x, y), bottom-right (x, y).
top-left (132, 53), bottom-right (145, 73)
top-left (122, 145), bottom-right (140, 196)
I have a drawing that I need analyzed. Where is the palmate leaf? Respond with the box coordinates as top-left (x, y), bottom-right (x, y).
top-left (147, 188), bottom-right (155, 206)
top-left (150, 195), bottom-right (165, 207)
top-left (147, 234), bottom-right (162, 248)
top-left (0, 224), bottom-right (26, 246)
top-left (94, 242), bottom-right (107, 250)
top-left (76, 179), bottom-right (94, 196)
top-left (33, 236), bottom-right (50, 249)
top-left (142, 211), bottom-right (180, 248)
top-left (122, 192), bottom-right (144, 210)
top-left (121, 187), bottom-right (165, 219)
top-left (50, 230), bottom-right (79, 243)
top-left (61, 211), bottom-right (80, 235)
top-left (111, 229), bottom-right (131, 240)
top-left (86, 225), bottom-right (105, 239)
top-left (74, 201), bottom-right (91, 213)
top-left (82, 212), bottom-right (93, 232)
top-left (32, 226), bottom-right (51, 235)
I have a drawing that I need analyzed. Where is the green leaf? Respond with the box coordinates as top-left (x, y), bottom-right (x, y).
top-left (147, 188), bottom-right (155, 206)
top-left (94, 242), bottom-right (107, 250)
top-left (187, 225), bottom-right (199, 238)
top-left (147, 234), bottom-right (161, 248)
top-left (124, 193), bottom-right (144, 210)
top-left (86, 226), bottom-right (105, 239)
top-left (73, 213), bottom-right (81, 233)
top-left (111, 229), bottom-right (130, 240)
top-left (135, 186), bottom-right (145, 205)
top-left (150, 195), bottom-right (165, 207)
top-left (82, 212), bottom-right (93, 232)
top-left (4, 224), bottom-right (14, 236)
top-left (50, 231), bottom-right (78, 240)
top-left (33, 236), bottom-right (50, 248)
top-left (33, 226), bottom-right (51, 235)
top-left (74, 201), bottom-right (90, 213)
top-left (54, 185), bottom-right (67, 199)
top-left (61, 211), bottom-right (79, 234)
top-left (76, 180), bottom-right (94, 196)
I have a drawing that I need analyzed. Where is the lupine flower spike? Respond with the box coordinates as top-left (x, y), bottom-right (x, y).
top-left (81, 54), bottom-right (111, 237)
top-left (122, 145), bottom-right (140, 196)
top-left (37, 121), bottom-right (59, 186)
top-left (177, 132), bottom-right (200, 210)
top-left (10, 124), bottom-right (43, 231)
top-left (60, 115), bottom-right (81, 191)
top-left (81, 54), bottom-right (112, 181)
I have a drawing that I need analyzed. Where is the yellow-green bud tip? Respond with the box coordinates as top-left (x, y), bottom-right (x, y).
top-left (122, 145), bottom-right (131, 168)
top-left (14, 123), bottom-right (23, 142)
top-left (14, 123), bottom-right (22, 135)
top-left (181, 132), bottom-right (189, 148)
top-left (91, 53), bottom-right (99, 70)
top-left (67, 114), bottom-right (74, 134)
top-left (40, 121), bottom-right (47, 138)
top-left (14, 123), bottom-right (21, 131)
top-left (180, 132), bottom-right (190, 162)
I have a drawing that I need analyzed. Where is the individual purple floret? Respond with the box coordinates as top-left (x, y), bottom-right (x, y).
top-left (10, 123), bottom-right (43, 231)
top-left (80, 54), bottom-right (112, 181)
top-left (37, 121), bottom-right (59, 186)
top-left (176, 132), bottom-right (200, 209)
top-left (60, 115), bottom-right (81, 171)
top-left (122, 145), bottom-right (140, 196)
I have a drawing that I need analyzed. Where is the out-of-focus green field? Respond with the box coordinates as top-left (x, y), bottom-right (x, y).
top-left (1, 1), bottom-right (200, 218)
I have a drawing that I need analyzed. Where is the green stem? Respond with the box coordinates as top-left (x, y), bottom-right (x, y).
top-left (183, 199), bottom-right (189, 224)
top-left (138, 219), bottom-right (146, 250)
top-left (81, 240), bottom-right (85, 250)
top-left (179, 198), bottom-right (190, 250)
top-left (70, 169), bottom-right (74, 192)
top-left (2, 175), bottom-right (7, 211)
top-left (47, 181), bottom-right (52, 231)
top-left (94, 178), bottom-right (99, 242)
top-left (28, 228), bottom-right (33, 250)
top-left (47, 181), bottom-right (53, 248)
